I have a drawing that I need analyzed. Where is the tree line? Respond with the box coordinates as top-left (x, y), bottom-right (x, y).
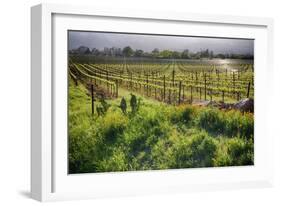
top-left (69, 46), bottom-right (253, 60)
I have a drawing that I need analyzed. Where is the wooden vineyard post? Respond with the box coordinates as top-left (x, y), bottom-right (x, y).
top-left (172, 70), bottom-right (175, 87)
top-left (91, 84), bottom-right (94, 115)
top-left (130, 72), bottom-right (133, 90)
top-left (232, 72), bottom-right (235, 99)
top-left (247, 81), bottom-right (251, 98)
top-left (182, 85), bottom-right (185, 101)
top-left (115, 80), bottom-right (118, 97)
top-left (146, 74), bottom-right (149, 96)
top-left (94, 70), bottom-right (96, 85)
top-left (199, 87), bottom-right (202, 100)
top-left (163, 75), bottom-right (166, 101)
top-left (204, 73), bottom-right (207, 100)
top-left (178, 81), bottom-right (182, 104)
top-left (99, 70), bottom-right (102, 84)
top-left (154, 74), bottom-right (156, 98)
top-left (222, 90), bottom-right (224, 103)
top-left (190, 85), bottom-right (193, 103)
top-left (210, 89), bottom-right (212, 101)
top-left (195, 72), bottom-right (198, 92)
top-left (120, 71), bottom-right (122, 85)
top-left (168, 89), bottom-right (171, 104)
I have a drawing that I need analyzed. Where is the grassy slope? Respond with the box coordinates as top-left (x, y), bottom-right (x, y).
top-left (68, 79), bottom-right (254, 174)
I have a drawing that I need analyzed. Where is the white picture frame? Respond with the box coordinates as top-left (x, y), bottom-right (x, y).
top-left (31, 3), bottom-right (274, 202)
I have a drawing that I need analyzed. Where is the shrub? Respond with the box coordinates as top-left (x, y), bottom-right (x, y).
top-left (130, 93), bottom-right (137, 113)
top-left (68, 123), bottom-right (102, 173)
top-left (227, 138), bottom-right (254, 165)
top-left (171, 132), bottom-right (217, 168)
top-left (96, 147), bottom-right (128, 172)
top-left (239, 113), bottom-right (254, 139)
top-left (214, 137), bottom-right (253, 167)
top-left (197, 108), bottom-right (254, 140)
top-left (101, 111), bottom-right (128, 143)
top-left (123, 108), bottom-right (170, 154)
top-left (120, 97), bottom-right (127, 114)
top-left (170, 106), bottom-right (194, 125)
top-left (197, 108), bottom-right (224, 134)
top-left (224, 110), bottom-right (254, 139)
top-left (150, 139), bottom-right (173, 169)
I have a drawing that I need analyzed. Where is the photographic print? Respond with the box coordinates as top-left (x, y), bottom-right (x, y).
top-left (68, 31), bottom-right (254, 174)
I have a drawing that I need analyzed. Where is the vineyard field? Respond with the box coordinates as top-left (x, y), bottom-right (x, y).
top-left (68, 31), bottom-right (254, 174)
top-left (69, 58), bottom-right (254, 105)
top-left (68, 57), bottom-right (254, 174)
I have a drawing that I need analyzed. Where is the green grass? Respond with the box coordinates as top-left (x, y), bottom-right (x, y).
top-left (68, 79), bottom-right (254, 174)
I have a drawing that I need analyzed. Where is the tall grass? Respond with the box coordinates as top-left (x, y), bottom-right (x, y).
top-left (68, 80), bottom-right (254, 173)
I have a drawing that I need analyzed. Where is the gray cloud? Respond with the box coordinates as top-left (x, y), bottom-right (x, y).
top-left (68, 31), bottom-right (254, 55)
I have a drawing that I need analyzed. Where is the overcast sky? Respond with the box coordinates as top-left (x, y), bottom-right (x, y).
top-left (68, 31), bottom-right (254, 55)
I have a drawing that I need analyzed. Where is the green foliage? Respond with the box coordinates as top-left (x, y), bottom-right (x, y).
top-left (96, 106), bottom-right (104, 116)
top-left (100, 98), bottom-right (110, 113)
top-left (198, 108), bottom-right (224, 134)
top-left (224, 111), bottom-right (254, 139)
top-left (96, 147), bottom-right (128, 172)
top-left (68, 80), bottom-right (254, 173)
top-left (227, 138), bottom-right (254, 165)
top-left (170, 132), bottom-right (217, 168)
top-left (101, 110), bottom-right (128, 143)
top-left (197, 108), bottom-right (254, 139)
top-left (170, 106), bottom-right (194, 125)
top-left (96, 98), bottom-right (111, 116)
top-left (120, 97), bottom-right (127, 114)
top-left (122, 46), bottom-right (134, 57)
top-left (214, 137), bottom-right (254, 166)
top-left (130, 93), bottom-right (137, 114)
top-left (123, 106), bottom-right (171, 154)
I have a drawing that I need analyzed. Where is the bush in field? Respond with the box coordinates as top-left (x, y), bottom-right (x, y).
top-left (170, 132), bottom-right (217, 168)
top-left (130, 93), bottom-right (137, 113)
top-left (68, 117), bottom-right (103, 173)
top-left (150, 139), bottom-right (173, 169)
top-left (101, 111), bottom-right (128, 143)
top-left (214, 137), bottom-right (254, 166)
top-left (96, 98), bottom-right (110, 116)
top-left (100, 98), bottom-right (110, 113)
top-left (96, 147), bottom-right (128, 172)
top-left (239, 114), bottom-right (254, 139)
top-left (227, 138), bottom-right (254, 165)
top-left (170, 106), bottom-right (194, 125)
top-left (197, 108), bottom-right (254, 140)
top-left (224, 111), bottom-right (254, 139)
top-left (120, 97), bottom-right (127, 114)
top-left (123, 107), bottom-right (171, 154)
top-left (69, 133), bottom-right (94, 173)
top-left (197, 108), bottom-right (224, 134)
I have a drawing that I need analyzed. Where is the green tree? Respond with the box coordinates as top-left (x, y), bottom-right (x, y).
top-left (134, 49), bottom-right (144, 57)
top-left (130, 94), bottom-right (137, 113)
top-left (160, 50), bottom-right (173, 59)
top-left (181, 49), bottom-right (190, 59)
top-left (152, 48), bottom-right (160, 58)
top-left (120, 97), bottom-right (127, 114)
top-left (101, 98), bottom-right (110, 113)
top-left (122, 46), bottom-right (134, 57)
